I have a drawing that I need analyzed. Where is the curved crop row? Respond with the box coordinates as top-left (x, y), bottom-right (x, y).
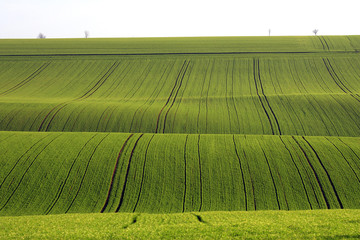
top-left (0, 131), bottom-right (359, 216)
top-left (0, 56), bottom-right (359, 136)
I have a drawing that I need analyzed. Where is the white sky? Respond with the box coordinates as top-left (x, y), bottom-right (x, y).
top-left (0, 0), bottom-right (358, 38)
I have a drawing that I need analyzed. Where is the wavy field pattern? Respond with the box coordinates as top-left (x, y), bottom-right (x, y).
top-left (0, 36), bottom-right (359, 216)
top-left (0, 132), bottom-right (359, 215)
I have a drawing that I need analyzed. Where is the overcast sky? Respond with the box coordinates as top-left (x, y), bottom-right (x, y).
top-left (0, 0), bottom-right (358, 38)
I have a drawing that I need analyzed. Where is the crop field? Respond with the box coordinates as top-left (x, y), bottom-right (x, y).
top-left (0, 36), bottom-right (360, 238)
top-left (1, 210), bottom-right (360, 239)
top-left (0, 131), bottom-right (360, 216)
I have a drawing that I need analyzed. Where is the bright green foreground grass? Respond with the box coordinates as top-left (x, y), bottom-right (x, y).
top-left (1, 210), bottom-right (360, 239)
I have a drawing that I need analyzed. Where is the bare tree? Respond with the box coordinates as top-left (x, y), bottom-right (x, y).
top-left (37, 33), bottom-right (46, 39)
top-left (313, 29), bottom-right (319, 36)
top-left (85, 31), bottom-right (89, 38)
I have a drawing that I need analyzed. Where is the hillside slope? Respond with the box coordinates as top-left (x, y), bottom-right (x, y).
top-left (0, 56), bottom-right (360, 136)
top-left (0, 36), bottom-right (359, 216)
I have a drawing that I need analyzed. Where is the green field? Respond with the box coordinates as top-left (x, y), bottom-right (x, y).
top-left (0, 36), bottom-right (360, 238)
top-left (1, 210), bottom-right (360, 239)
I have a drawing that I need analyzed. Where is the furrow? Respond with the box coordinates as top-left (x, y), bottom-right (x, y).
top-left (44, 103), bottom-right (71, 131)
top-left (0, 135), bottom-right (49, 189)
top-left (253, 59), bottom-right (274, 134)
top-left (197, 60), bottom-right (211, 133)
top-left (37, 102), bottom-right (70, 131)
top-left (225, 62), bottom-right (232, 132)
top-left (182, 135), bottom-right (189, 212)
top-left (0, 62), bottom-right (50, 95)
top-left (318, 36), bottom-right (326, 50)
top-left (120, 62), bottom-right (153, 101)
top-left (321, 36), bottom-right (330, 51)
top-left (302, 136), bottom-right (344, 209)
top-left (77, 61), bottom-right (120, 100)
top-left (260, 148), bottom-right (280, 210)
top-left (115, 134), bottom-right (144, 212)
top-left (45, 134), bottom-right (98, 214)
top-left (100, 61), bottom-right (131, 98)
top-left (38, 62), bottom-right (121, 132)
top-left (123, 63), bottom-right (156, 101)
top-left (100, 134), bottom-right (134, 213)
top-left (65, 134), bottom-right (110, 213)
top-left (170, 63), bottom-right (193, 133)
top-left (325, 58), bottom-right (360, 103)
top-left (205, 60), bottom-right (214, 133)
top-left (61, 105), bottom-right (81, 131)
top-left (279, 136), bottom-right (313, 209)
top-left (0, 134), bottom-right (61, 212)
top-left (292, 136), bottom-right (330, 209)
top-left (129, 63), bottom-right (171, 132)
top-left (133, 134), bottom-right (155, 212)
top-left (95, 106), bottom-right (111, 132)
top-left (4, 109), bottom-right (23, 130)
top-left (197, 134), bottom-right (203, 212)
top-left (69, 106), bottom-right (87, 131)
top-left (103, 105), bottom-right (118, 132)
top-left (256, 59), bottom-right (282, 135)
top-left (242, 144), bottom-right (256, 210)
top-left (231, 59), bottom-right (241, 132)
top-left (137, 61), bottom-right (177, 131)
top-left (232, 135), bottom-right (247, 210)
top-left (162, 60), bottom-right (190, 133)
top-left (337, 138), bottom-right (360, 165)
top-left (155, 60), bottom-right (187, 133)
top-left (29, 108), bottom-right (52, 131)
top-left (325, 137), bottom-right (360, 184)
top-left (322, 58), bottom-right (348, 94)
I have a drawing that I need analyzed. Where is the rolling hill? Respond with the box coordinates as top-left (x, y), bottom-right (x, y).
top-left (0, 36), bottom-right (359, 220)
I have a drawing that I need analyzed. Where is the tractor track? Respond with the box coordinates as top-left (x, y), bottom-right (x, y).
top-left (162, 60), bottom-right (190, 133)
top-left (232, 135), bottom-right (247, 210)
top-left (115, 134), bottom-right (144, 212)
top-left (0, 134), bottom-right (62, 212)
top-left (292, 136), bottom-right (330, 209)
top-left (37, 61), bottom-right (120, 132)
top-left (0, 135), bottom-right (50, 189)
top-left (197, 134), bottom-right (203, 212)
top-left (45, 134), bottom-right (98, 214)
top-left (155, 60), bottom-right (188, 133)
top-left (260, 148), bottom-right (281, 209)
top-left (182, 135), bottom-right (189, 212)
top-left (0, 62), bottom-right (51, 95)
top-left (302, 136), bottom-right (344, 209)
top-left (253, 58), bottom-right (281, 135)
top-left (325, 137), bottom-right (360, 184)
top-left (133, 134), bottom-right (155, 212)
top-left (65, 134), bottom-right (109, 213)
top-left (279, 136), bottom-right (313, 209)
top-left (101, 134), bottom-right (134, 213)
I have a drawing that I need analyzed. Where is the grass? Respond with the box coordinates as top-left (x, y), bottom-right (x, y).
top-left (0, 131), bottom-right (359, 216)
top-left (0, 36), bottom-right (360, 238)
top-left (1, 35), bottom-right (359, 55)
top-left (1, 209), bottom-right (360, 239)
top-left (0, 56), bottom-right (360, 136)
